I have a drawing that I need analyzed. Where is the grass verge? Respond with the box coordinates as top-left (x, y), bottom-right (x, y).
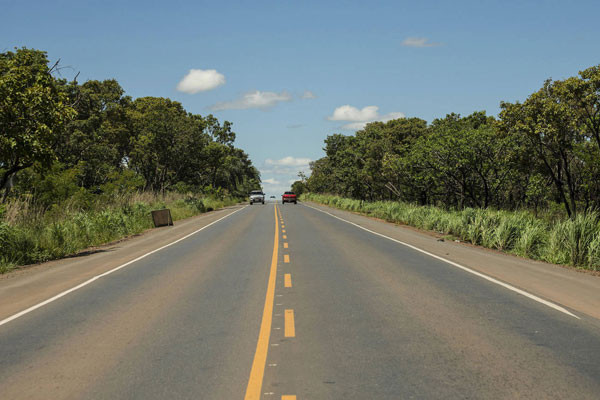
top-left (0, 192), bottom-right (239, 274)
top-left (302, 193), bottom-right (600, 271)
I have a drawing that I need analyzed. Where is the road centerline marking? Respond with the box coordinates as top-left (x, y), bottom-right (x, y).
top-left (302, 203), bottom-right (579, 319)
top-left (284, 243), bottom-right (288, 249)
top-left (284, 309), bottom-right (295, 337)
top-left (282, 396), bottom-right (297, 400)
top-left (284, 255), bottom-right (290, 263)
top-left (284, 274), bottom-right (292, 288)
top-left (244, 205), bottom-right (280, 400)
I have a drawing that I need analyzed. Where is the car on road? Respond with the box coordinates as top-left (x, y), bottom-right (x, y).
top-left (270, 195), bottom-right (276, 199)
top-left (249, 190), bottom-right (265, 205)
top-left (282, 191), bottom-right (297, 204)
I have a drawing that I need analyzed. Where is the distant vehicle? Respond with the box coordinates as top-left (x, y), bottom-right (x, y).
top-left (249, 190), bottom-right (265, 205)
top-left (282, 191), bottom-right (297, 204)
top-left (270, 195), bottom-right (276, 199)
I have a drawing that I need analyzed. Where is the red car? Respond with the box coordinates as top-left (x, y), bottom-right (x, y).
top-left (282, 191), bottom-right (297, 204)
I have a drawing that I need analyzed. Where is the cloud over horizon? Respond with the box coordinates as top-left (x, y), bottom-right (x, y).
top-left (176, 69), bottom-right (225, 94)
top-left (328, 105), bottom-right (405, 130)
top-left (401, 37), bottom-right (442, 48)
top-left (265, 156), bottom-right (312, 167)
top-left (262, 178), bottom-right (281, 185)
top-left (328, 105), bottom-right (379, 122)
top-left (260, 157), bottom-right (312, 192)
top-left (210, 90), bottom-right (292, 111)
top-left (301, 90), bottom-right (316, 99)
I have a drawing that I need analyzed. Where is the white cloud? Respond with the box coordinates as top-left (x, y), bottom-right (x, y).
top-left (259, 156), bottom-right (312, 193)
top-left (261, 166), bottom-right (310, 177)
top-left (328, 105), bottom-right (379, 122)
top-left (342, 111), bottom-right (406, 130)
top-left (342, 121), bottom-right (370, 130)
top-left (301, 90), bottom-right (316, 99)
top-left (329, 105), bottom-right (405, 130)
top-left (260, 177), bottom-right (295, 196)
top-left (401, 37), bottom-right (441, 48)
top-left (176, 69), bottom-right (225, 94)
top-left (263, 178), bottom-right (280, 185)
top-left (265, 156), bottom-right (312, 167)
top-left (210, 90), bottom-right (292, 111)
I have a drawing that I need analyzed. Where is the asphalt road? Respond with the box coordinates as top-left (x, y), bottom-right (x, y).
top-left (1, 202), bottom-right (600, 399)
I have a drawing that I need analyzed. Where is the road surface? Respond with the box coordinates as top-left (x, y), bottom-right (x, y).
top-left (1, 202), bottom-right (600, 399)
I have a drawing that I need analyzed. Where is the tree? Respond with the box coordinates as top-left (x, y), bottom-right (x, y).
top-left (559, 65), bottom-right (600, 152)
top-left (356, 117), bottom-right (427, 200)
top-left (0, 48), bottom-right (75, 200)
top-left (128, 97), bottom-right (198, 192)
top-left (127, 97), bottom-right (260, 195)
top-left (291, 180), bottom-right (306, 195)
top-left (500, 80), bottom-right (585, 218)
top-left (306, 157), bottom-right (335, 194)
top-left (57, 79), bottom-right (132, 189)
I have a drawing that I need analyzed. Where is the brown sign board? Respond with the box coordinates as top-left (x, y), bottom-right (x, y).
top-left (151, 209), bottom-right (173, 227)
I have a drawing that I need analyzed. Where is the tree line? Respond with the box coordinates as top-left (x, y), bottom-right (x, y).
top-left (1, 48), bottom-right (260, 208)
top-left (303, 64), bottom-right (600, 218)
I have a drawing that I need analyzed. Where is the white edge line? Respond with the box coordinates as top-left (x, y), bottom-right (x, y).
top-left (303, 203), bottom-right (580, 320)
top-left (0, 206), bottom-right (248, 328)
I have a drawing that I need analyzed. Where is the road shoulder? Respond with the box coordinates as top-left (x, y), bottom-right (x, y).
top-left (0, 205), bottom-right (246, 322)
top-left (304, 201), bottom-right (600, 321)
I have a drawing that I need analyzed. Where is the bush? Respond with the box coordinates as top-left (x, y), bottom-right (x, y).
top-left (493, 213), bottom-right (526, 251)
top-left (558, 213), bottom-right (599, 266)
top-left (515, 220), bottom-right (548, 258)
top-left (588, 233), bottom-right (600, 271)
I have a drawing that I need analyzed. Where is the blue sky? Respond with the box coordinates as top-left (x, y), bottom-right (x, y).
top-left (3, 0), bottom-right (600, 195)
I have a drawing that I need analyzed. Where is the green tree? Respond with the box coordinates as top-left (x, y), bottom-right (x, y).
top-left (291, 180), bottom-right (306, 195)
top-left (0, 48), bottom-right (75, 199)
top-left (306, 157), bottom-right (335, 194)
top-left (559, 65), bottom-right (600, 151)
top-left (128, 97), bottom-right (198, 192)
top-left (500, 80), bottom-right (585, 218)
top-left (356, 117), bottom-right (427, 200)
top-left (57, 79), bottom-right (132, 189)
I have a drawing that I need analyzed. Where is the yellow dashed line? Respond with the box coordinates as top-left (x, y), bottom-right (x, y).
top-left (282, 396), bottom-right (296, 400)
top-left (283, 235), bottom-right (287, 239)
top-left (284, 254), bottom-right (290, 263)
top-left (284, 242), bottom-right (288, 249)
top-left (282, 229), bottom-right (286, 233)
top-left (284, 273), bottom-right (292, 288)
top-left (284, 309), bottom-right (295, 337)
top-left (244, 205), bottom-right (279, 400)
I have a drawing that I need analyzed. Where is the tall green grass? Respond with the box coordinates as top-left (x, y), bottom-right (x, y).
top-left (302, 193), bottom-right (600, 271)
top-left (0, 192), bottom-right (239, 273)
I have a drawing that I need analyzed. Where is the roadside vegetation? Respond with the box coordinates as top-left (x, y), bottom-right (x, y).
top-left (295, 64), bottom-right (600, 271)
top-left (1, 48), bottom-right (260, 273)
top-left (0, 192), bottom-right (238, 274)
top-left (302, 193), bottom-right (600, 271)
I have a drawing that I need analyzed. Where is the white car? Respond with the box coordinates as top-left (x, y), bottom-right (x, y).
top-left (249, 190), bottom-right (265, 205)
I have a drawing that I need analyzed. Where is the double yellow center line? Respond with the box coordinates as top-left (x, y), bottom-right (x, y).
top-left (244, 205), bottom-right (279, 400)
top-left (244, 205), bottom-right (296, 400)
